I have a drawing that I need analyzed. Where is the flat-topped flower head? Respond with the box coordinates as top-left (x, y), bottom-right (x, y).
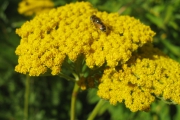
top-left (15, 1), bottom-right (155, 76)
top-left (97, 43), bottom-right (180, 112)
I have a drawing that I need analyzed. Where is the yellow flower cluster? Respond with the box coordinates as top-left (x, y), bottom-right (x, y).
top-left (18, 0), bottom-right (54, 16)
top-left (15, 1), bottom-right (180, 112)
top-left (15, 2), bottom-right (155, 76)
top-left (97, 43), bottom-right (180, 112)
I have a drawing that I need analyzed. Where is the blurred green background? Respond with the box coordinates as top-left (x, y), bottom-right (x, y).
top-left (1, 0), bottom-right (180, 119)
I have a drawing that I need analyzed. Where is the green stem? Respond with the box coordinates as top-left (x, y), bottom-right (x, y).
top-left (87, 99), bottom-right (106, 120)
top-left (58, 73), bottom-right (76, 82)
top-left (70, 83), bottom-right (79, 120)
top-left (24, 75), bottom-right (30, 120)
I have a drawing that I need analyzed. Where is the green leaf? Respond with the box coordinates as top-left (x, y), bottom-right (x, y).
top-left (146, 13), bottom-right (165, 30)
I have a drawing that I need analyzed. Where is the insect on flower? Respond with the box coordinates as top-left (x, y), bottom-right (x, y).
top-left (90, 15), bottom-right (106, 32)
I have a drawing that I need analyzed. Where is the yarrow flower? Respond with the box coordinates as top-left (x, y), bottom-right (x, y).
top-left (15, 1), bottom-right (180, 112)
top-left (18, 0), bottom-right (54, 16)
top-left (15, 2), bottom-right (155, 76)
top-left (97, 43), bottom-right (180, 112)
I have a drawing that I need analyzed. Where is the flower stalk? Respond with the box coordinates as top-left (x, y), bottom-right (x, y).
top-left (24, 75), bottom-right (30, 120)
top-left (70, 82), bottom-right (80, 120)
top-left (87, 99), bottom-right (106, 120)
